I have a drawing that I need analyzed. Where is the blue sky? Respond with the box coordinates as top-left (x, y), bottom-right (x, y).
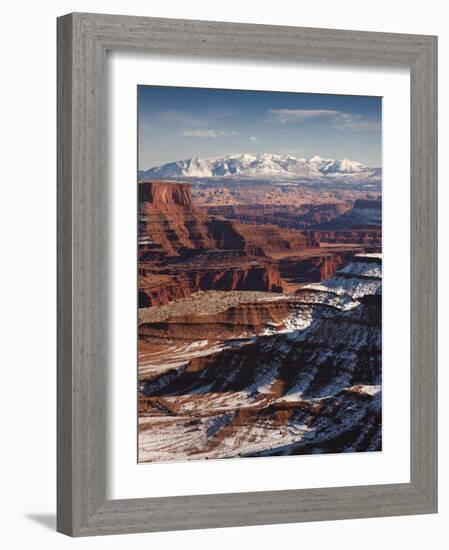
top-left (138, 86), bottom-right (381, 169)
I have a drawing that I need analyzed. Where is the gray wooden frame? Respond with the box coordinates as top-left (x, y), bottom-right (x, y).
top-left (57, 12), bottom-right (438, 537)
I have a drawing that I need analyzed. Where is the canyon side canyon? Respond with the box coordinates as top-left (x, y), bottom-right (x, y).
top-left (138, 177), bottom-right (382, 462)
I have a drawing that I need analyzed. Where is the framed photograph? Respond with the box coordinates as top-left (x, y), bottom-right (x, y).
top-left (57, 13), bottom-right (437, 536)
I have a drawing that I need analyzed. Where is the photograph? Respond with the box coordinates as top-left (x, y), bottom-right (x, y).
top-left (137, 86), bottom-right (382, 463)
top-left (1, 3), bottom-right (441, 543)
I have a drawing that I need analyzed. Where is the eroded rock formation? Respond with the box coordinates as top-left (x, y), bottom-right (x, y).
top-left (205, 202), bottom-right (352, 229)
top-left (139, 255), bottom-right (382, 461)
top-left (138, 181), bottom-right (379, 305)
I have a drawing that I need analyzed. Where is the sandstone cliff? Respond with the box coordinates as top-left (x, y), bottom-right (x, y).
top-left (138, 181), bottom-right (377, 305)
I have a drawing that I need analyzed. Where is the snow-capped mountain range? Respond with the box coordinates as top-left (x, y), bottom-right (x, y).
top-left (139, 153), bottom-right (380, 184)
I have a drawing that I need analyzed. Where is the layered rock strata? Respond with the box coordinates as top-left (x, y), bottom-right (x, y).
top-left (139, 255), bottom-right (382, 461)
top-left (138, 181), bottom-right (378, 305)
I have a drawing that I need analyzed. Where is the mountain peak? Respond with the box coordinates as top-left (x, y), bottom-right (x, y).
top-left (140, 153), bottom-right (378, 184)
top-left (308, 154), bottom-right (325, 162)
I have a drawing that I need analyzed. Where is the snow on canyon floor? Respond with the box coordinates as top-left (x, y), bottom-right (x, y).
top-left (138, 256), bottom-right (382, 462)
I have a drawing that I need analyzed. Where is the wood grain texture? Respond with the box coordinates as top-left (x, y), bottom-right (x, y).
top-left (57, 13), bottom-right (74, 536)
top-left (57, 12), bottom-right (438, 536)
top-left (409, 36), bottom-right (438, 508)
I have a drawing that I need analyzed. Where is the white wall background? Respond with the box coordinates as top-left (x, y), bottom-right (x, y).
top-left (0, 1), bottom-right (445, 547)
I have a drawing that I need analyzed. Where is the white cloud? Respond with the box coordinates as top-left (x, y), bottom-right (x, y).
top-left (181, 129), bottom-right (238, 138)
top-left (249, 136), bottom-right (258, 141)
top-left (268, 109), bottom-right (379, 132)
top-left (268, 109), bottom-right (341, 123)
top-left (332, 113), bottom-right (380, 132)
top-left (181, 129), bottom-right (219, 138)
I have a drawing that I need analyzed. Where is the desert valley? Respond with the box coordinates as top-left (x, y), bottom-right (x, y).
top-left (137, 153), bottom-right (382, 462)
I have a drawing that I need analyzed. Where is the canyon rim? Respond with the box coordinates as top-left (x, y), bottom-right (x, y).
top-left (137, 85), bottom-right (382, 463)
